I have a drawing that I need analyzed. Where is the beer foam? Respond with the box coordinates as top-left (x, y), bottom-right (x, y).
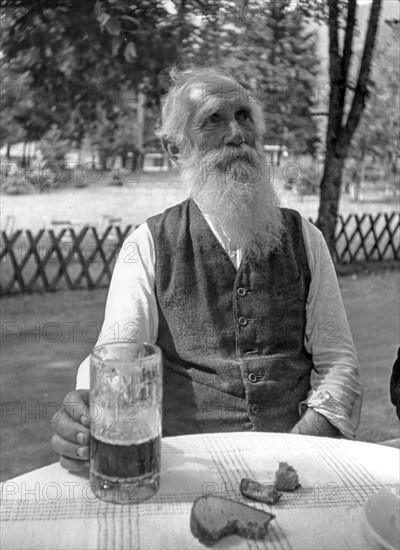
top-left (91, 405), bottom-right (160, 444)
top-left (92, 433), bottom-right (159, 446)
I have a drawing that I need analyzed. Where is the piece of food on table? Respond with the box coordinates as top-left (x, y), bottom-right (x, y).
top-left (190, 495), bottom-right (275, 547)
top-left (240, 478), bottom-right (282, 504)
top-left (274, 462), bottom-right (301, 491)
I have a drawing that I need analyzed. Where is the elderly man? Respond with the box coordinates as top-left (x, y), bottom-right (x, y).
top-left (51, 67), bottom-right (362, 472)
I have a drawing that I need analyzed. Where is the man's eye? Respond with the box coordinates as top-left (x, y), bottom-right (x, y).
top-left (237, 111), bottom-right (252, 123)
top-left (207, 114), bottom-right (221, 124)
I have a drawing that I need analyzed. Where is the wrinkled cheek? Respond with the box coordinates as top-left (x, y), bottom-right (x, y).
top-left (199, 133), bottom-right (223, 153)
top-left (244, 131), bottom-right (258, 148)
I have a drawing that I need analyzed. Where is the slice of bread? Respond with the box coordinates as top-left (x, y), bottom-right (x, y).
top-left (190, 495), bottom-right (275, 547)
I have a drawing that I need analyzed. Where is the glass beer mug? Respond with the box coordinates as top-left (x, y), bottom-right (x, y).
top-left (89, 342), bottom-right (162, 504)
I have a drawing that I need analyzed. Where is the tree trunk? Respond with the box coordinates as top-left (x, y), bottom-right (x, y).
top-left (121, 152), bottom-right (127, 169)
top-left (22, 141), bottom-right (27, 168)
top-left (317, 151), bottom-right (344, 257)
top-left (316, 0), bottom-right (382, 254)
top-left (98, 149), bottom-right (109, 171)
top-left (26, 142), bottom-right (31, 167)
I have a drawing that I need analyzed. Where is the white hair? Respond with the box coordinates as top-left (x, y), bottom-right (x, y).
top-left (155, 66), bottom-right (266, 151)
top-left (180, 142), bottom-right (285, 262)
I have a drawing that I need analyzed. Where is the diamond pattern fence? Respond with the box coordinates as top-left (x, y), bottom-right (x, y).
top-left (1, 214), bottom-right (399, 296)
top-left (333, 212), bottom-right (399, 263)
top-left (1, 225), bottom-right (134, 296)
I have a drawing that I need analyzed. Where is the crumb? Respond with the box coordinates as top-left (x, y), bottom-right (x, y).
top-left (274, 462), bottom-right (301, 491)
top-left (240, 478), bottom-right (282, 505)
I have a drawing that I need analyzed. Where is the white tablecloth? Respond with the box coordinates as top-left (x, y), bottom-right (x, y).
top-left (1, 432), bottom-right (399, 550)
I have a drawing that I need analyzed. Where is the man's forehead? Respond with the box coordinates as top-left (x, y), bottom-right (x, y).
top-left (180, 74), bottom-right (249, 104)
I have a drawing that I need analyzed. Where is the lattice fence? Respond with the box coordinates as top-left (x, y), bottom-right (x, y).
top-left (1, 213), bottom-right (399, 295)
top-left (334, 213), bottom-right (399, 263)
top-left (1, 225), bottom-right (134, 295)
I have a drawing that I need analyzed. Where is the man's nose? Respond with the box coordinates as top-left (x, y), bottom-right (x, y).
top-left (224, 120), bottom-right (245, 146)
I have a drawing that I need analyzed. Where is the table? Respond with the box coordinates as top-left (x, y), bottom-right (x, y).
top-left (1, 432), bottom-right (399, 550)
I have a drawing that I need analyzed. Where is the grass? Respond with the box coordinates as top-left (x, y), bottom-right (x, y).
top-left (2, 167), bottom-right (398, 234)
top-left (1, 171), bottom-right (399, 481)
top-left (0, 269), bottom-right (399, 481)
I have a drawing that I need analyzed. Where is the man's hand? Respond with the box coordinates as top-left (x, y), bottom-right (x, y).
top-left (51, 389), bottom-right (90, 472)
top-left (291, 408), bottom-right (341, 438)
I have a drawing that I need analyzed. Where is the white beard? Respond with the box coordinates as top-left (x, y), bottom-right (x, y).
top-left (179, 142), bottom-right (285, 263)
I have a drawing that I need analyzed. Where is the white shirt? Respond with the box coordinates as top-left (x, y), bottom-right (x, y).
top-left (76, 208), bottom-right (363, 439)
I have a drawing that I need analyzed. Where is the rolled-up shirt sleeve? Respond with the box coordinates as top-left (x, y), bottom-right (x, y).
top-left (301, 218), bottom-right (363, 439)
top-left (75, 223), bottom-right (158, 389)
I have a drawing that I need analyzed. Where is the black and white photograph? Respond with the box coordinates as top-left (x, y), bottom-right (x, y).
top-left (0, 0), bottom-right (399, 548)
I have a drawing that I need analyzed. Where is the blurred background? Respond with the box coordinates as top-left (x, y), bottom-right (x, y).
top-left (0, 0), bottom-right (399, 479)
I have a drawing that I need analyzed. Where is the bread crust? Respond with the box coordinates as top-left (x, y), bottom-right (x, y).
top-left (190, 495), bottom-right (275, 546)
top-left (240, 478), bottom-right (282, 504)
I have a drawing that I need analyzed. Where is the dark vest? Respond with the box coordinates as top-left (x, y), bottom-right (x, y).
top-left (147, 199), bottom-right (313, 436)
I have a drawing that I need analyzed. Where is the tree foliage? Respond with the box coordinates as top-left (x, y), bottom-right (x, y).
top-left (0, 0), bottom-right (390, 235)
top-left (350, 22), bottom-right (399, 182)
top-left (0, 0), bottom-right (185, 158)
top-left (177, 0), bottom-right (320, 155)
top-left (1, 0), bottom-right (320, 160)
top-left (298, 0), bottom-right (384, 251)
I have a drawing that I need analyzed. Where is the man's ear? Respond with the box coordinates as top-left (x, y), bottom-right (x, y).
top-left (162, 138), bottom-right (180, 162)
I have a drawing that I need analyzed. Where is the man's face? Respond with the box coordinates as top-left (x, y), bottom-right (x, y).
top-left (180, 75), bottom-right (258, 157)
top-left (177, 74), bottom-right (283, 261)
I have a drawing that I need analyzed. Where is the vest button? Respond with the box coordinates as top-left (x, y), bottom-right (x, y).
top-left (248, 373), bottom-right (257, 383)
top-left (238, 316), bottom-right (248, 326)
top-left (237, 287), bottom-right (247, 297)
top-left (251, 404), bottom-right (259, 414)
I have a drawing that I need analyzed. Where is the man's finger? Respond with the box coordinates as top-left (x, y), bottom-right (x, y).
top-left (63, 390), bottom-right (90, 427)
top-left (59, 454), bottom-right (90, 473)
top-left (52, 433), bottom-right (89, 460)
top-left (51, 408), bottom-right (90, 445)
